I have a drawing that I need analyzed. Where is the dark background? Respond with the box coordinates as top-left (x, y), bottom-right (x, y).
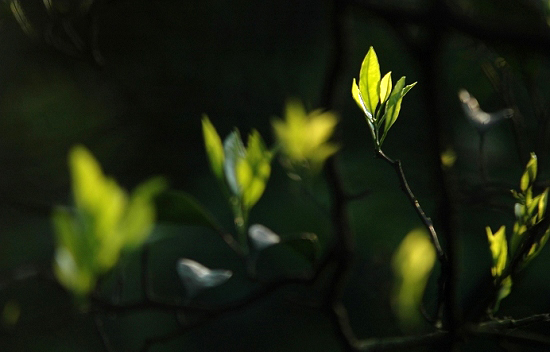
top-left (1, 0), bottom-right (550, 351)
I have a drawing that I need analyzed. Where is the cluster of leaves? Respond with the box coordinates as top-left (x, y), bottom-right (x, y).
top-left (201, 116), bottom-right (273, 245)
top-left (53, 100), bottom-right (338, 299)
top-left (48, 47), bottom-right (550, 351)
top-left (486, 153), bottom-right (550, 311)
top-left (352, 46), bottom-right (416, 149)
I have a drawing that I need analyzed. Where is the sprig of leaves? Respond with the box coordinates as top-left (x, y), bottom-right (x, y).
top-left (272, 99), bottom-right (339, 176)
top-left (486, 153), bottom-right (549, 312)
top-left (202, 116), bottom-right (273, 246)
top-left (352, 47), bottom-right (417, 149)
top-left (52, 145), bottom-right (166, 296)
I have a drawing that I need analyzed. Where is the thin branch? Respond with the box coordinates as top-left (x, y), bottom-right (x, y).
top-left (375, 150), bottom-right (446, 262)
top-left (134, 273), bottom-right (318, 351)
top-left (469, 315), bottom-right (550, 349)
top-left (92, 272), bottom-right (315, 314)
top-left (375, 149), bottom-right (451, 328)
top-left (356, 331), bottom-right (449, 351)
top-left (477, 313), bottom-right (550, 330)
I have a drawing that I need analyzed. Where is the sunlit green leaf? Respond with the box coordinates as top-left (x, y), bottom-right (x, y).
top-left (486, 225), bottom-right (507, 278)
top-left (202, 115), bottom-right (226, 184)
top-left (379, 71), bottom-right (392, 104)
top-left (379, 77), bottom-right (405, 142)
top-left (53, 145), bottom-right (164, 297)
top-left (155, 190), bottom-right (222, 232)
top-left (358, 47), bottom-right (381, 115)
top-left (236, 130), bottom-right (272, 209)
top-left (120, 177), bottom-right (167, 248)
top-left (351, 79), bottom-right (363, 112)
top-left (538, 188), bottom-right (548, 219)
top-left (402, 81), bottom-right (417, 97)
top-left (522, 227), bottom-right (550, 268)
top-left (380, 79), bottom-right (416, 145)
top-left (493, 275), bottom-right (512, 313)
top-left (520, 153), bottom-right (537, 192)
top-left (54, 246), bottom-right (95, 296)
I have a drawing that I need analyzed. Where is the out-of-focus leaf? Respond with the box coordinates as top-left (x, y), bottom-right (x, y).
top-left (2, 300), bottom-right (20, 327)
top-left (391, 228), bottom-right (436, 330)
top-left (177, 259), bottom-right (232, 298)
top-left (223, 130), bottom-right (246, 196)
top-left (493, 275), bottom-right (512, 313)
top-left (155, 190), bottom-right (222, 232)
top-left (248, 224), bottom-right (281, 251)
top-left (272, 100), bottom-right (338, 174)
top-left (202, 115), bottom-right (225, 184)
top-left (282, 233), bottom-right (320, 264)
top-left (121, 177), bottom-right (167, 247)
top-left (440, 148), bottom-right (457, 169)
top-left (10, 0), bottom-right (35, 37)
top-left (54, 247), bottom-right (95, 296)
top-left (53, 145), bottom-right (164, 297)
top-left (358, 46), bottom-right (380, 115)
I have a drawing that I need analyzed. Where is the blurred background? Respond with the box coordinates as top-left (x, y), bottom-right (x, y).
top-left (1, 0), bottom-right (550, 350)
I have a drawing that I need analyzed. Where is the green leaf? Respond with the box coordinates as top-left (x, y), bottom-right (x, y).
top-left (202, 115), bottom-right (225, 184)
top-left (358, 47), bottom-right (381, 116)
top-left (352, 79), bottom-right (374, 122)
top-left (282, 233), bottom-right (320, 264)
top-left (520, 153), bottom-right (537, 192)
top-left (52, 207), bottom-right (88, 268)
top-left (380, 80), bottom-right (416, 145)
top-left (401, 81), bottom-right (417, 97)
top-left (155, 190), bottom-right (223, 232)
top-left (538, 188), bottom-right (549, 219)
top-left (379, 77), bottom-right (406, 143)
top-left (236, 130), bottom-right (272, 209)
top-left (54, 145), bottom-right (165, 297)
top-left (121, 177), bottom-right (167, 248)
top-left (492, 275), bottom-right (512, 313)
top-left (379, 71), bottom-right (392, 104)
top-left (223, 130), bottom-right (246, 196)
top-left (486, 225), bottom-right (507, 278)
top-left (522, 227), bottom-right (550, 268)
top-left (52, 207), bottom-right (97, 295)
